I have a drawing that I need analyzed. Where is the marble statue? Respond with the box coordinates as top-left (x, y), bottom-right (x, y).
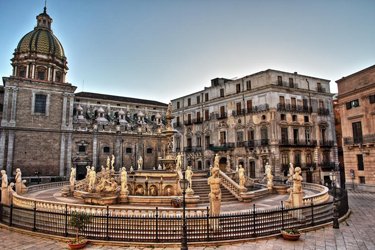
top-left (88, 167), bottom-right (96, 192)
top-left (137, 156), bottom-right (143, 170)
top-left (130, 165), bottom-right (134, 172)
top-left (175, 152), bottom-right (182, 172)
top-left (238, 164), bottom-right (246, 188)
top-left (214, 154), bottom-right (220, 169)
top-left (70, 167), bottom-right (76, 190)
top-left (111, 154), bottom-right (115, 171)
top-left (265, 163), bottom-right (274, 190)
top-left (292, 167), bottom-right (303, 193)
top-left (226, 155), bottom-right (231, 172)
top-left (285, 166), bottom-right (304, 219)
top-left (1, 170), bottom-right (8, 205)
top-left (106, 156), bottom-right (111, 171)
top-left (120, 167), bottom-right (128, 193)
top-left (86, 166), bottom-right (91, 180)
top-left (288, 163), bottom-right (294, 183)
top-left (158, 164), bottom-right (162, 170)
top-left (185, 166), bottom-right (193, 190)
top-left (15, 168), bottom-right (22, 194)
top-left (208, 166), bottom-right (221, 231)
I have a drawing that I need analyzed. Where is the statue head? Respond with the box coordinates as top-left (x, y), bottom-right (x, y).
top-left (1, 170), bottom-right (5, 175)
top-left (295, 167), bottom-right (301, 174)
top-left (91, 166), bottom-right (95, 171)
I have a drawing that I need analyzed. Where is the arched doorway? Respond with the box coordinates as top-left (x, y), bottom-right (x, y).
top-left (219, 157), bottom-right (227, 172)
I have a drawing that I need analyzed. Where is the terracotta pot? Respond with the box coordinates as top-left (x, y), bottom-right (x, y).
top-left (68, 239), bottom-right (88, 249)
top-left (281, 230), bottom-right (301, 241)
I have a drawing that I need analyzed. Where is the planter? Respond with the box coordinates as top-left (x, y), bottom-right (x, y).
top-left (281, 230), bottom-right (301, 241)
top-left (68, 239), bottom-right (88, 249)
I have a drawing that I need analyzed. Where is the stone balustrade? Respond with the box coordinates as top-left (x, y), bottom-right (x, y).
top-left (219, 170), bottom-right (246, 201)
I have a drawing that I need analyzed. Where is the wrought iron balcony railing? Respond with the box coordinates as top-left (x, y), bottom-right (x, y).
top-left (318, 108), bottom-right (330, 116)
top-left (277, 103), bottom-right (311, 113)
top-left (279, 139), bottom-right (317, 147)
top-left (246, 104), bottom-right (269, 114)
top-left (320, 140), bottom-right (334, 147)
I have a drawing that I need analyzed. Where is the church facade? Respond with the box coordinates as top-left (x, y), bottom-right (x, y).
top-left (0, 8), bottom-right (168, 179)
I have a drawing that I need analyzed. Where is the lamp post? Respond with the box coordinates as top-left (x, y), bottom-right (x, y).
top-left (330, 171), bottom-right (339, 229)
top-left (179, 170), bottom-right (188, 250)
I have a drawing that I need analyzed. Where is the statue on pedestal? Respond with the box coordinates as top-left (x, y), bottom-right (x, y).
top-left (1, 170), bottom-right (8, 205)
top-left (185, 166), bottom-right (193, 192)
top-left (15, 168), bottom-right (23, 194)
top-left (238, 164), bottom-right (246, 188)
top-left (137, 156), bottom-right (143, 170)
top-left (208, 166), bottom-right (221, 231)
top-left (175, 152), bottom-right (182, 172)
top-left (88, 167), bottom-right (96, 192)
top-left (265, 162), bottom-right (274, 190)
top-left (111, 154), bottom-right (115, 172)
top-left (120, 167), bottom-right (128, 194)
top-left (288, 163), bottom-right (294, 183)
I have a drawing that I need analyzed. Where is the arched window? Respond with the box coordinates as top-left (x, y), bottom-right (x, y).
top-left (55, 71), bottom-right (62, 82)
top-left (18, 66), bottom-right (26, 77)
top-left (36, 66), bottom-right (46, 80)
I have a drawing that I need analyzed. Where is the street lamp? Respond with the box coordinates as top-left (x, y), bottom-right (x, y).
top-left (329, 171), bottom-right (339, 229)
top-left (179, 170), bottom-right (189, 250)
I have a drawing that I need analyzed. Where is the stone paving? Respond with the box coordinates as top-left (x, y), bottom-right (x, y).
top-left (1, 191), bottom-right (375, 249)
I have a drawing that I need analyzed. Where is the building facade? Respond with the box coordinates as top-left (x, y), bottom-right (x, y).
top-left (172, 70), bottom-right (338, 184)
top-left (0, 8), bottom-right (168, 179)
top-left (336, 65), bottom-right (375, 192)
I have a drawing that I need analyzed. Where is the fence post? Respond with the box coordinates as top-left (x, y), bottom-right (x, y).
top-left (106, 205), bottom-right (109, 241)
top-left (155, 207), bottom-right (159, 242)
top-left (206, 206), bottom-right (209, 241)
top-left (9, 204), bottom-right (13, 227)
top-left (311, 198), bottom-right (314, 226)
top-left (252, 204), bottom-right (256, 236)
top-left (65, 204), bottom-right (68, 237)
top-left (33, 201), bottom-right (37, 231)
top-left (281, 201), bottom-right (284, 230)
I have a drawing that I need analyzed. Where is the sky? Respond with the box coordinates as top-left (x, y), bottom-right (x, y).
top-left (0, 0), bottom-right (374, 103)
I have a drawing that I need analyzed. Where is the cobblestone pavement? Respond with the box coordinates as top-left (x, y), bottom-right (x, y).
top-left (1, 191), bottom-right (374, 249)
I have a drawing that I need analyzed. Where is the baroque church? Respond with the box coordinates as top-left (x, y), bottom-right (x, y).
top-left (0, 8), bottom-right (168, 180)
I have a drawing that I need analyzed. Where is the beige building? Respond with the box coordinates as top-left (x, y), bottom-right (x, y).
top-left (172, 70), bottom-right (338, 184)
top-left (0, 8), bottom-right (168, 180)
top-left (336, 64), bottom-right (375, 192)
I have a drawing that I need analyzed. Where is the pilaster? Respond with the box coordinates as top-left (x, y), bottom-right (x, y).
top-left (61, 93), bottom-right (68, 129)
top-left (92, 134), bottom-right (98, 169)
top-left (1, 87), bottom-right (10, 126)
top-left (66, 133), bottom-right (72, 176)
top-left (68, 94), bottom-right (74, 129)
top-left (59, 133), bottom-right (66, 176)
top-left (0, 131), bottom-right (6, 170)
top-left (9, 87), bottom-right (19, 127)
top-left (6, 130), bottom-right (15, 175)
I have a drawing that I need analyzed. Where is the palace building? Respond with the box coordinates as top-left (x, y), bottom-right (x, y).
top-left (0, 8), bottom-right (168, 180)
top-left (171, 70), bottom-right (338, 184)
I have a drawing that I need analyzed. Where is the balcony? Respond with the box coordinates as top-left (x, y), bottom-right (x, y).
top-left (277, 103), bottom-right (311, 113)
top-left (208, 143), bottom-right (235, 151)
top-left (320, 140), bottom-right (334, 147)
top-left (344, 134), bottom-right (375, 145)
top-left (318, 108), bottom-right (330, 116)
top-left (183, 146), bottom-right (203, 152)
top-left (319, 162), bottom-right (336, 171)
top-left (217, 112), bottom-right (228, 120)
top-left (236, 141), bottom-right (246, 147)
top-left (245, 141), bottom-right (255, 148)
top-left (317, 86), bottom-right (326, 93)
top-left (246, 104), bottom-right (269, 114)
top-left (183, 120), bottom-right (192, 126)
top-left (232, 109), bottom-right (246, 117)
top-left (192, 118), bottom-right (203, 124)
top-left (279, 139), bottom-right (317, 147)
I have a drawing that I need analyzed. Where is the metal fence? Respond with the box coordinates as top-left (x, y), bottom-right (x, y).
top-left (0, 189), bottom-right (348, 243)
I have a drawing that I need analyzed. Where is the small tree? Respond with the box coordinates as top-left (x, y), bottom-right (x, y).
top-left (69, 211), bottom-right (91, 243)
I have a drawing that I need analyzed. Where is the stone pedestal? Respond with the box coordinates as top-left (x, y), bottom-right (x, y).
top-left (119, 190), bottom-right (129, 203)
top-left (290, 191), bottom-right (305, 220)
top-left (1, 187), bottom-right (9, 205)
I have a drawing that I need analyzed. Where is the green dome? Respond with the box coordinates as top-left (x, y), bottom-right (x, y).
top-left (16, 28), bottom-right (65, 59)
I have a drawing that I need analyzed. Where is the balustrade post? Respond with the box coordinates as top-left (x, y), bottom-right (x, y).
top-left (281, 201), bottom-right (284, 230)
top-left (206, 206), bottom-right (209, 241)
top-left (65, 204), bottom-right (68, 237)
top-left (106, 205), bottom-right (109, 240)
top-left (155, 207), bottom-right (159, 242)
top-left (311, 198), bottom-right (314, 226)
top-left (9, 204), bottom-right (13, 226)
top-left (33, 201), bottom-right (37, 231)
top-left (252, 204), bottom-right (256, 236)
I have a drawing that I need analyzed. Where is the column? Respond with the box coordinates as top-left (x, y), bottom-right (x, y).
top-left (6, 130), bottom-right (14, 175)
top-left (48, 67), bottom-right (51, 81)
top-left (61, 93), bottom-right (68, 129)
top-left (9, 87), bottom-right (19, 126)
top-left (25, 64), bottom-right (29, 78)
top-left (0, 131), bottom-right (6, 170)
top-left (1, 87), bottom-right (10, 126)
top-left (59, 133), bottom-right (66, 176)
top-left (31, 64), bottom-right (35, 79)
top-left (68, 94), bottom-right (74, 129)
top-left (115, 136), bottom-right (121, 171)
top-left (92, 134), bottom-right (98, 169)
top-left (66, 133), bottom-right (72, 176)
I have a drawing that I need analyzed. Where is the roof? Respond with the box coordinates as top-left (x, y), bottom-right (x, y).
top-left (75, 92), bottom-right (168, 107)
top-left (336, 64), bottom-right (375, 83)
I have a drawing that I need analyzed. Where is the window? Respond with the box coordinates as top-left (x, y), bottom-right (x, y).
top-left (220, 88), bottom-right (224, 97)
top-left (246, 100), bottom-right (252, 112)
top-left (205, 135), bottom-right (210, 148)
top-left (177, 101), bottom-right (180, 109)
top-left (369, 95), bottom-right (375, 104)
top-left (204, 110), bottom-right (209, 121)
top-left (346, 99), bottom-right (359, 109)
top-left (321, 127), bottom-right (326, 143)
top-left (261, 127), bottom-right (268, 143)
top-left (220, 106), bottom-right (225, 117)
top-left (147, 148), bottom-right (153, 154)
top-left (236, 102), bottom-right (242, 114)
top-left (294, 151), bottom-right (301, 166)
top-left (248, 129), bottom-right (254, 141)
top-left (236, 83), bottom-right (241, 93)
top-left (304, 116), bottom-right (309, 122)
top-left (292, 115), bottom-right (297, 122)
top-left (187, 114), bottom-right (191, 124)
top-left (175, 137), bottom-right (181, 151)
top-left (205, 93), bottom-right (209, 102)
top-left (78, 145), bottom-right (86, 153)
top-left (55, 71), bottom-right (62, 82)
top-left (18, 66), bottom-right (26, 77)
top-left (277, 76), bottom-right (282, 85)
top-left (281, 127), bottom-right (288, 143)
top-left (291, 97), bottom-right (296, 109)
top-left (279, 96), bottom-right (285, 107)
top-left (187, 137), bottom-right (192, 148)
top-left (176, 116), bottom-right (180, 126)
top-left (220, 131), bottom-right (226, 144)
top-left (236, 131), bottom-right (244, 142)
top-left (103, 146), bottom-right (110, 153)
top-left (352, 122), bottom-right (363, 143)
top-left (323, 151), bottom-right (330, 163)
top-left (357, 154), bottom-right (364, 170)
top-left (293, 128), bottom-right (299, 144)
top-left (34, 94), bottom-right (47, 114)
top-left (126, 148), bottom-right (132, 154)
top-left (306, 153), bottom-right (312, 164)
top-left (37, 67), bottom-right (46, 80)
top-left (196, 136), bottom-right (201, 147)
top-left (196, 96), bottom-right (200, 104)
top-left (246, 80), bottom-right (251, 90)
top-left (196, 111), bottom-right (201, 122)
top-left (187, 98), bottom-right (191, 106)
top-left (281, 114), bottom-right (286, 120)
top-left (359, 176), bottom-right (366, 184)
top-left (289, 78), bottom-right (294, 88)
top-left (305, 129), bottom-right (311, 143)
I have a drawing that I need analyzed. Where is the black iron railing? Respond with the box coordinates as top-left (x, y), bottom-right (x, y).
top-left (277, 104), bottom-right (311, 113)
top-left (279, 139), bottom-right (317, 147)
top-left (0, 191), bottom-right (349, 243)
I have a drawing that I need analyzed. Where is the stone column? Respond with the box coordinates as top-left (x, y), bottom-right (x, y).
top-left (92, 134), bottom-right (98, 169)
top-left (0, 131), bottom-right (6, 170)
top-left (31, 64), bottom-right (35, 79)
top-left (59, 133), bottom-right (66, 176)
top-left (66, 133), bottom-right (72, 176)
top-left (48, 67), bottom-right (52, 81)
top-left (9, 87), bottom-right (19, 126)
top-left (1, 87), bottom-right (10, 126)
top-left (25, 65), bottom-right (29, 78)
top-left (61, 93), bottom-right (68, 129)
top-left (68, 94), bottom-right (74, 129)
top-left (6, 130), bottom-right (15, 175)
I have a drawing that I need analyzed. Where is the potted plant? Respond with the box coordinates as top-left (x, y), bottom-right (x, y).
top-left (280, 228), bottom-right (301, 241)
top-left (68, 211), bottom-right (91, 249)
